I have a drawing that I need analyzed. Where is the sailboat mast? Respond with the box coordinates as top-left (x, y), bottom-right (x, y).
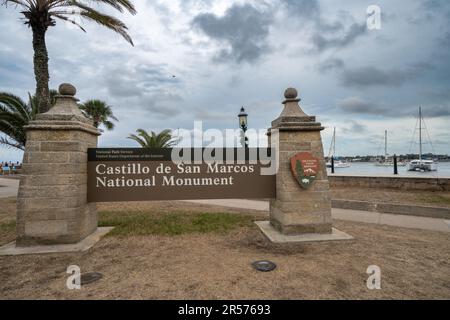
top-left (419, 107), bottom-right (422, 161)
top-left (385, 130), bottom-right (387, 160)
top-left (333, 127), bottom-right (336, 157)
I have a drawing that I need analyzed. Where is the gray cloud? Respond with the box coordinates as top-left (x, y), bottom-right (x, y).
top-left (192, 4), bottom-right (273, 63)
top-left (106, 87), bottom-right (184, 120)
top-left (228, 74), bottom-right (242, 88)
top-left (317, 58), bottom-right (345, 73)
top-left (193, 107), bottom-right (232, 121)
top-left (421, 0), bottom-right (450, 12)
top-left (100, 63), bottom-right (184, 118)
top-left (104, 64), bottom-right (180, 98)
top-left (282, 0), bottom-right (320, 20)
top-left (423, 87), bottom-right (450, 102)
top-left (342, 120), bottom-right (367, 134)
top-left (106, 76), bottom-right (141, 98)
top-left (338, 97), bottom-right (380, 114)
top-left (339, 63), bottom-right (432, 88)
top-left (439, 32), bottom-right (450, 49)
top-left (137, 90), bottom-right (184, 117)
top-left (408, 0), bottom-right (450, 25)
top-left (311, 22), bottom-right (367, 52)
top-left (173, 1), bottom-right (367, 63)
top-left (338, 96), bottom-right (450, 118)
top-left (421, 104), bottom-right (450, 117)
top-left (0, 50), bottom-right (32, 90)
top-left (0, 50), bottom-right (29, 74)
top-left (280, 0), bottom-right (366, 53)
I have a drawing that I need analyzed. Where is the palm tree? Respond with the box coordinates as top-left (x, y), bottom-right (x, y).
top-left (127, 129), bottom-right (178, 149)
top-left (0, 89), bottom-right (61, 150)
top-left (79, 99), bottom-right (118, 131)
top-left (0, 92), bottom-right (38, 150)
top-left (1, 0), bottom-right (136, 114)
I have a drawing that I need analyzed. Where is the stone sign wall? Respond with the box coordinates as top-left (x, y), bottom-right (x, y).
top-left (8, 84), bottom-right (347, 251)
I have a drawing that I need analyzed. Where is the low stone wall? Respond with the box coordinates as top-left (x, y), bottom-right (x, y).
top-left (332, 199), bottom-right (450, 219)
top-left (329, 175), bottom-right (450, 191)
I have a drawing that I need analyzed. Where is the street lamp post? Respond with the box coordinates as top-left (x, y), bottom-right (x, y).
top-left (238, 107), bottom-right (249, 148)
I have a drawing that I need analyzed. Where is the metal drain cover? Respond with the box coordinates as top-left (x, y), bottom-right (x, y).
top-left (252, 260), bottom-right (277, 272)
top-left (80, 272), bottom-right (103, 285)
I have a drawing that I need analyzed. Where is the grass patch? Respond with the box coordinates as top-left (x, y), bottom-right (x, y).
top-left (0, 220), bottom-right (15, 233)
top-left (0, 197), bottom-right (16, 203)
top-left (0, 220), bottom-right (16, 245)
top-left (0, 197), bottom-right (17, 207)
top-left (419, 194), bottom-right (450, 206)
top-left (98, 211), bottom-right (253, 237)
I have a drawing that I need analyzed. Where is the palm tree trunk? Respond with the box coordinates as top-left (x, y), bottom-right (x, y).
top-left (31, 25), bottom-right (50, 114)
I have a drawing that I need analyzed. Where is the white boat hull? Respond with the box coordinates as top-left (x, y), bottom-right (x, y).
top-left (326, 161), bottom-right (351, 168)
top-left (374, 162), bottom-right (407, 167)
top-left (407, 160), bottom-right (438, 172)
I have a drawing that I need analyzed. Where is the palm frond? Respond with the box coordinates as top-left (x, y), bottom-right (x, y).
top-left (69, 0), bottom-right (134, 45)
top-left (127, 134), bottom-right (147, 148)
top-left (79, 99), bottom-right (118, 131)
top-left (0, 135), bottom-right (24, 150)
top-left (4, 0), bottom-right (136, 45)
top-left (128, 129), bottom-right (176, 149)
top-left (0, 91), bottom-right (44, 150)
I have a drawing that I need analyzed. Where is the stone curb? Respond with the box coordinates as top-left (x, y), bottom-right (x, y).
top-left (331, 199), bottom-right (450, 220)
top-left (329, 175), bottom-right (450, 191)
top-left (0, 227), bottom-right (113, 256)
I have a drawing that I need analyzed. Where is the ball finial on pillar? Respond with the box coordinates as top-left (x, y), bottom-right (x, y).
top-left (42, 83), bottom-right (83, 116)
top-left (284, 87), bottom-right (298, 100)
top-left (58, 83), bottom-right (77, 96)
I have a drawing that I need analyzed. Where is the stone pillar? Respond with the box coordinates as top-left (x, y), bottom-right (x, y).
top-left (16, 84), bottom-right (100, 246)
top-left (269, 88), bottom-right (332, 235)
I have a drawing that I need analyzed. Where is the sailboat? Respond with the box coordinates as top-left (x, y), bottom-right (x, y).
top-left (326, 127), bottom-right (351, 168)
top-left (374, 130), bottom-right (406, 167)
top-left (407, 107), bottom-right (438, 172)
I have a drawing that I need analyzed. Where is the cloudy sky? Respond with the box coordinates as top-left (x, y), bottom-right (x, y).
top-left (1, 0), bottom-right (449, 162)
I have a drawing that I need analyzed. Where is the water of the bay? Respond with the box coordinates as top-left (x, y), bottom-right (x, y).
top-left (327, 162), bottom-right (450, 178)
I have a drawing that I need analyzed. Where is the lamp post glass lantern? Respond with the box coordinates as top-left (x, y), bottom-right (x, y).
top-left (238, 107), bottom-right (248, 131)
top-left (238, 107), bottom-right (249, 148)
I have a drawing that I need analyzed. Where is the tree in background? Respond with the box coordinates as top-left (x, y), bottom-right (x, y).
top-left (1, 0), bottom-right (136, 114)
top-left (0, 89), bottom-right (72, 150)
top-left (127, 129), bottom-right (178, 149)
top-left (0, 92), bottom-right (38, 150)
top-left (79, 99), bottom-right (118, 131)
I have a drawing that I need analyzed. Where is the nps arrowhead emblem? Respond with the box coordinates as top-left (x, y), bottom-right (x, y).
top-left (290, 152), bottom-right (320, 189)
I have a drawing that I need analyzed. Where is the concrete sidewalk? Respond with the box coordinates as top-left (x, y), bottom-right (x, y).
top-left (185, 199), bottom-right (450, 233)
top-left (0, 178), bottom-right (20, 199)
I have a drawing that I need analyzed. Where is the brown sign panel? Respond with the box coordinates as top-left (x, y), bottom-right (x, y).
top-left (87, 148), bottom-right (276, 203)
top-left (290, 152), bottom-right (319, 189)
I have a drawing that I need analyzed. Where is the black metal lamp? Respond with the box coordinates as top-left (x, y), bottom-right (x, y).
top-left (238, 107), bottom-right (249, 148)
top-left (238, 107), bottom-right (248, 132)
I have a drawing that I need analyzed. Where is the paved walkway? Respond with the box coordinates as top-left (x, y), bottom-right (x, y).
top-left (0, 178), bottom-right (20, 199)
top-left (186, 199), bottom-right (450, 233)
